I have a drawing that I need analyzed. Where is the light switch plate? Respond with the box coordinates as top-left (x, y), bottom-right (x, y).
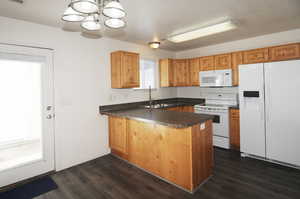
top-left (200, 123), bottom-right (206, 130)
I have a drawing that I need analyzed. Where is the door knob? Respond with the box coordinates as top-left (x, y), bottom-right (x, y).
top-left (46, 114), bottom-right (52, 119)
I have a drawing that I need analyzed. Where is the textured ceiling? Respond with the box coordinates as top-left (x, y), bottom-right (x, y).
top-left (1, 0), bottom-right (300, 51)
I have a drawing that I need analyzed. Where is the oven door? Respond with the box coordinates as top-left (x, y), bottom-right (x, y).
top-left (196, 111), bottom-right (229, 137)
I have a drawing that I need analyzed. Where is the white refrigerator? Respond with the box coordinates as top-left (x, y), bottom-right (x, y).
top-left (239, 60), bottom-right (300, 167)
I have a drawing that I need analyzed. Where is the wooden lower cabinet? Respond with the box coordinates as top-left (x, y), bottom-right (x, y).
top-left (166, 106), bottom-right (194, 112)
top-left (229, 109), bottom-right (240, 150)
top-left (108, 116), bottom-right (213, 192)
top-left (181, 106), bottom-right (194, 112)
top-left (108, 116), bottom-right (128, 159)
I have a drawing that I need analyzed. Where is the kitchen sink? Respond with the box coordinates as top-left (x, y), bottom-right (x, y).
top-left (142, 103), bottom-right (177, 109)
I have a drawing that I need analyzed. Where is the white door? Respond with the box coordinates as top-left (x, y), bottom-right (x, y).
top-left (0, 44), bottom-right (55, 187)
top-left (265, 60), bottom-right (300, 166)
top-left (239, 63), bottom-right (266, 158)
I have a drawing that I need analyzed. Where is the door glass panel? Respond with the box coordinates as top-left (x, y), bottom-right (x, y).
top-left (0, 53), bottom-right (44, 172)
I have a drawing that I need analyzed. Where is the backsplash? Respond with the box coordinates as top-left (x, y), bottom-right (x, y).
top-left (106, 87), bottom-right (177, 105)
top-left (177, 86), bottom-right (238, 99)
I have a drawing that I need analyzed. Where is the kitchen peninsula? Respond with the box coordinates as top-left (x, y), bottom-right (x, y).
top-left (100, 99), bottom-right (214, 193)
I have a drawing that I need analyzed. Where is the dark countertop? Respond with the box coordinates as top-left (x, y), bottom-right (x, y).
top-left (99, 98), bottom-right (213, 128)
top-left (100, 98), bottom-right (205, 113)
top-left (101, 108), bottom-right (213, 128)
top-left (229, 105), bottom-right (239, 109)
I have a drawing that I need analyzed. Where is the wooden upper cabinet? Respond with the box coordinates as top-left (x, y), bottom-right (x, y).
top-left (159, 59), bottom-right (174, 87)
top-left (243, 48), bottom-right (269, 64)
top-left (111, 51), bottom-right (140, 88)
top-left (230, 109), bottom-right (240, 151)
top-left (269, 43), bottom-right (300, 61)
top-left (200, 56), bottom-right (215, 71)
top-left (173, 59), bottom-right (190, 87)
top-left (189, 58), bottom-right (200, 86)
top-left (231, 52), bottom-right (243, 86)
top-left (109, 116), bottom-right (128, 155)
top-left (214, 54), bottom-right (232, 70)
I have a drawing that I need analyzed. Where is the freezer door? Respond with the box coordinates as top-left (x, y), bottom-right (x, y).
top-left (239, 63), bottom-right (266, 157)
top-left (265, 60), bottom-right (300, 166)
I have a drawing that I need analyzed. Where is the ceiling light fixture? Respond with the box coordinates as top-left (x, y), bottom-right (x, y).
top-left (104, 18), bottom-right (126, 29)
top-left (62, 0), bottom-right (126, 32)
top-left (167, 20), bottom-right (237, 43)
top-left (81, 14), bottom-right (101, 31)
top-left (71, 0), bottom-right (99, 14)
top-left (103, 0), bottom-right (126, 18)
top-left (148, 41), bottom-right (161, 49)
top-left (62, 6), bottom-right (85, 22)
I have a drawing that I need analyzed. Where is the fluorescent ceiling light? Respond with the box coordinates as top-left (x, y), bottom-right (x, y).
top-left (167, 20), bottom-right (237, 43)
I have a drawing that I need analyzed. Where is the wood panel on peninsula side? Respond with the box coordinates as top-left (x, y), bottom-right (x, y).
top-left (108, 116), bottom-right (213, 192)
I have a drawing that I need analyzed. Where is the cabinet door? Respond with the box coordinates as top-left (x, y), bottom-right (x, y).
top-left (109, 117), bottom-right (128, 155)
top-left (189, 58), bottom-right (200, 86)
top-left (214, 54), bottom-right (232, 70)
top-left (243, 48), bottom-right (269, 64)
top-left (181, 106), bottom-right (194, 112)
top-left (158, 125), bottom-right (192, 190)
top-left (231, 52), bottom-right (243, 86)
top-left (200, 56), bottom-right (215, 71)
top-left (269, 43), bottom-right (300, 61)
top-left (159, 59), bottom-right (174, 87)
top-left (166, 106), bottom-right (181, 111)
top-left (230, 109), bottom-right (240, 150)
top-left (121, 52), bottom-right (140, 88)
top-left (128, 120), bottom-right (161, 176)
top-left (173, 59), bottom-right (190, 87)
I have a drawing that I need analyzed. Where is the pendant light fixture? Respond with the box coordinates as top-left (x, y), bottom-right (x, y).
top-left (62, 0), bottom-right (127, 33)
top-left (81, 14), bottom-right (101, 31)
top-left (103, 0), bottom-right (126, 18)
top-left (71, 0), bottom-right (99, 14)
top-left (62, 6), bottom-right (85, 22)
top-left (104, 18), bottom-right (126, 29)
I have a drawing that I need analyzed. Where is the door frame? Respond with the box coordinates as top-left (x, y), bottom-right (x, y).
top-left (0, 43), bottom-right (55, 188)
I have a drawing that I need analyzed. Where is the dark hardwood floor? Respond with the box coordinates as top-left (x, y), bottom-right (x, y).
top-left (36, 148), bottom-right (300, 199)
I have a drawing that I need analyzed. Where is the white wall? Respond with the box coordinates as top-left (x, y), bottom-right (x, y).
top-left (0, 16), bottom-right (176, 171)
top-left (175, 28), bottom-right (300, 98)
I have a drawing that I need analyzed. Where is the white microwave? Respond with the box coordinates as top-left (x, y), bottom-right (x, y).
top-left (199, 69), bottom-right (232, 87)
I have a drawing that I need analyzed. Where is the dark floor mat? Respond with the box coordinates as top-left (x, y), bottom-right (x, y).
top-left (0, 176), bottom-right (58, 199)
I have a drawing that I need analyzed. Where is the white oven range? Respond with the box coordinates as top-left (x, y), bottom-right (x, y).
top-left (194, 95), bottom-right (237, 149)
